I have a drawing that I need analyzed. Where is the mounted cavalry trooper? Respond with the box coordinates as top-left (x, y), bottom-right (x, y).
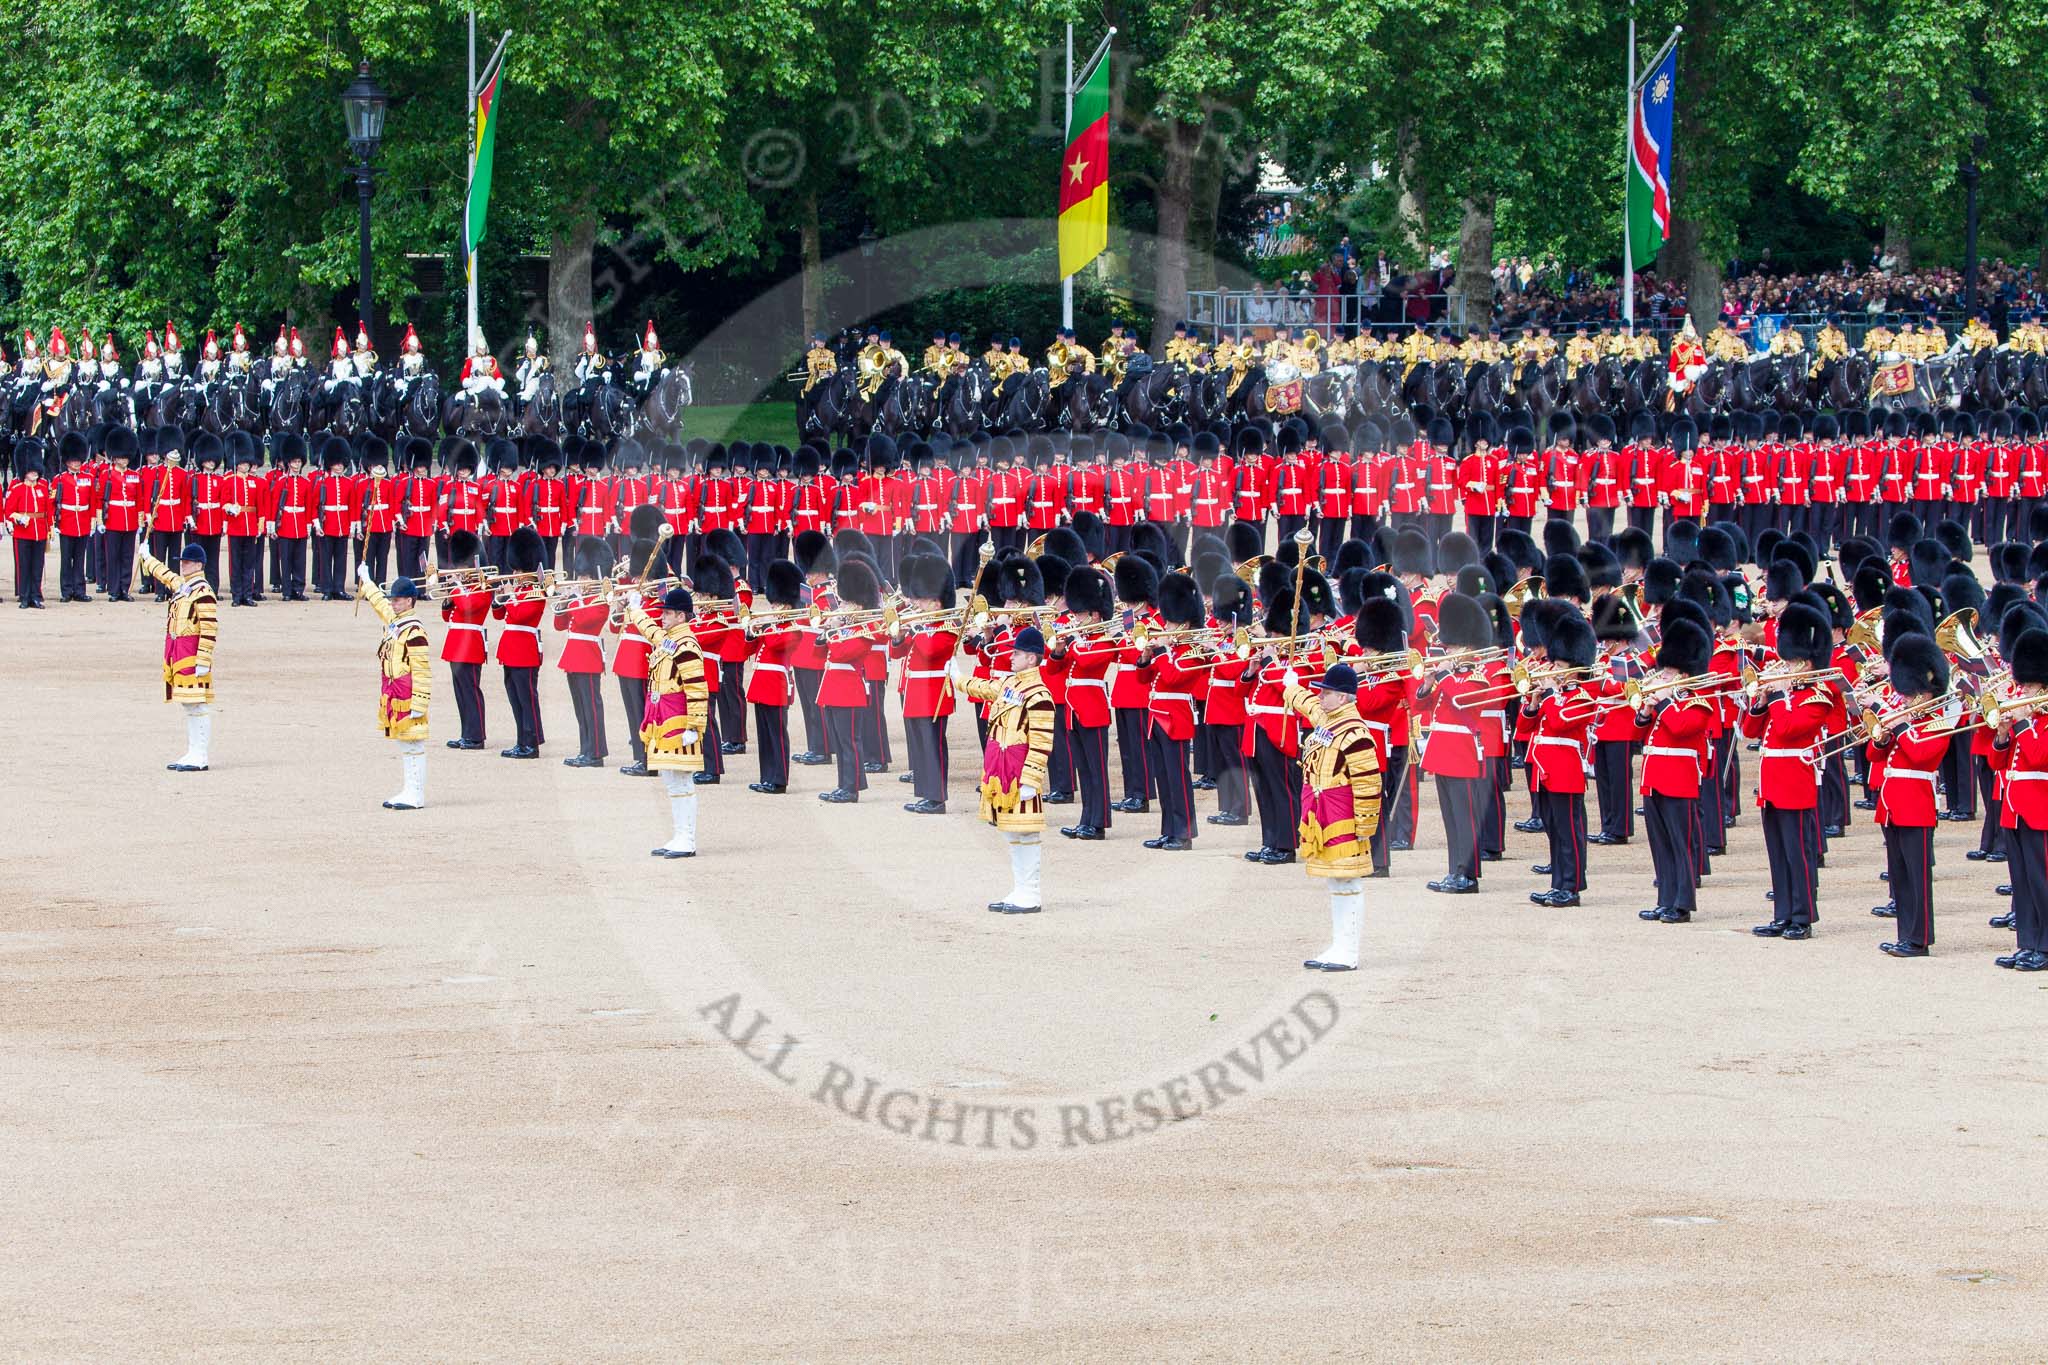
top-left (92, 332), bottom-right (126, 396)
top-left (319, 326), bottom-right (358, 426)
top-left (195, 330), bottom-right (224, 383)
top-left (12, 330), bottom-right (42, 424)
top-left (352, 322), bottom-right (379, 381)
top-left (566, 321), bottom-right (609, 431)
top-left (515, 329), bottom-right (550, 407)
top-left (133, 329), bottom-right (169, 411)
top-left (628, 320), bottom-right (666, 400)
top-left (459, 330), bottom-right (505, 397)
top-left (161, 321), bottom-right (186, 383)
top-left (226, 323), bottom-right (255, 376)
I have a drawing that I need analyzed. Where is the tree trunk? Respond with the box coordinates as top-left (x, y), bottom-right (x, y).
top-left (1186, 140), bottom-right (1226, 298)
top-left (1454, 194), bottom-right (1496, 335)
top-left (547, 211), bottom-right (595, 375)
top-left (1150, 118), bottom-right (1197, 353)
top-left (1393, 121), bottom-right (1427, 263)
top-left (799, 190), bottom-right (824, 341)
top-left (1882, 219), bottom-right (1912, 274)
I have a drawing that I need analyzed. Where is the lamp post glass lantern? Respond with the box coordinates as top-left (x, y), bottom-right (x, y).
top-left (342, 62), bottom-right (388, 335)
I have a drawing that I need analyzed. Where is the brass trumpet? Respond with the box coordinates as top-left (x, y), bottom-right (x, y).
top-left (418, 565), bottom-right (500, 600)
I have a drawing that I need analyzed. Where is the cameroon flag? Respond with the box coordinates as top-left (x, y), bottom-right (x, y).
top-left (1058, 50), bottom-right (1109, 280)
top-left (464, 62), bottom-right (502, 272)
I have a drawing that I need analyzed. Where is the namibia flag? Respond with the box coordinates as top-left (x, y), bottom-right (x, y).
top-left (1627, 46), bottom-right (1676, 266)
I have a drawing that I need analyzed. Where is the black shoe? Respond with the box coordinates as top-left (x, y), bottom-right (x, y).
top-left (992, 903), bottom-right (1042, 915)
top-left (898, 772), bottom-right (916, 783)
top-left (1060, 825), bottom-right (1106, 840)
top-left (1530, 891), bottom-right (1579, 907)
top-left (1996, 950), bottom-right (2024, 968)
top-left (1205, 813), bottom-right (1248, 826)
top-left (1192, 777), bottom-right (1217, 791)
top-left (1966, 848), bottom-right (1991, 861)
top-left (1987, 849), bottom-right (2008, 863)
top-left (166, 762), bottom-right (208, 773)
top-left (793, 752), bottom-right (829, 766)
top-left (619, 760), bottom-right (648, 775)
top-left (1391, 839), bottom-right (1413, 852)
top-left (1822, 825), bottom-right (1844, 839)
top-left (1638, 907), bottom-right (1667, 921)
top-left (563, 756), bottom-right (602, 769)
top-left (902, 798), bottom-right (945, 814)
top-left (720, 741), bottom-right (745, 754)
top-left (1781, 924), bottom-right (1812, 941)
top-left (1428, 876), bottom-right (1478, 894)
top-left (1479, 850), bottom-right (1503, 862)
top-left (1658, 909), bottom-right (1692, 923)
top-left (1880, 942), bottom-right (1929, 958)
top-left (692, 772), bottom-right (719, 785)
top-left (1531, 863), bottom-right (1552, 875)
top-left (817, 788), bottom-right (856, 804)
top-left (1143, 837), bottom-right (1192, 851)
top-left (1245, 847), bottom-right (1275, 862)
top-left (1044, 791), bottom-right (1074, 805)
top-left (1589, 833), bottom-right (1625, 846)
top-left (1854, 796), bottom-right (1877, 810)
top-left (748, 782), bottom-right (788, 794)
top-left (1766, 890), bottom-right (1777, 901)
top-left (1705, 847), bottom-right (1727, 858)
top-left (1870, 903), bottom-right (1897, 918)
top-left (861, 761), bottom-right (888, 774)
top-left (1752, 921), bottom-right (1789, 937)
top-left (650, 847), bottom-right (695, 859)
top-left (1111, 797), bottom-right (1149, 814)
top-left (500, 746), bottom-right (538, 759)
top-left (1997, 884), bottom-right (2013, 897)
top-left (1514, 818), bottom-right (1545, 834)
top-left (2013, 950), bottom-right (2048, 972)
top-left (1257, 849), bottom-right (1295, 865)
top-left (1990, 911), bottom-right (2016, 930)
top-left (446, 739), bottom-right (485, 751)
top-left (1368, 866), bottom-right (1390, 878)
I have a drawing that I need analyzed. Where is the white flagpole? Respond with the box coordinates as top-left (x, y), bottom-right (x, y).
top-left (1061, 22), bottom-right (1074, 331)
top-left (467, 3), bottom-right (478, 350)
top-left (1622, 7), bottom-right (1635, 332)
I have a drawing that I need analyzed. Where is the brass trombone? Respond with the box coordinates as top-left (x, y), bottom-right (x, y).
top-left (1935, 607), bottom-right (1987, 663)
top-left (1815, 691), bottom-right (1960, 760)
top-left (418, 565), bottom-right (500, 600)
top-left (1503, 572), bottom-right (1544, 620)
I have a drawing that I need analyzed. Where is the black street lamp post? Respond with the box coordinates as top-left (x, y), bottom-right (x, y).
top-left (342, 62), bottom-right (389, 331)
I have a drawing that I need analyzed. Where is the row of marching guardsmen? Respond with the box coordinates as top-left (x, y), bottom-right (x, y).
top-left (121, 492), bottom-right (2048, 973)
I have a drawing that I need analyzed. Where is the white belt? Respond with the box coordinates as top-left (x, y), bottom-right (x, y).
top-left (826, 662), bottom-right (859, 672)
top-left (1067, 677), bottom-right (1107, 690)
top-left (504, 624), bottom-right (540, 637)
top-left (1760, 747), bottom-right (1817, 761)
top-left (1431, 722), bottom-right (1474, 736)
top-left (1884, 768), bottom-right (1936, 783)
top-left (448, 622), bottom-right (485, 633)
top-left (907, 669), bottom-right (948, 680)
top-left (1644, 746), bottom-right (1701, 761)
top-left (754, 662), bottom-right (788, 674)
top-left (1153, 692), bottom-right (1194, 703)
top-left (1249, 702), bottom-right (1289, 715)
top-left (1481, 710), bottom-right (1506, 723)
top-left (568, 631), bottom-right (606, 645)
top-left (1532, 736), bottom-right (1583, 748)
top-left (2005, 772), bottom-right (2048, 783)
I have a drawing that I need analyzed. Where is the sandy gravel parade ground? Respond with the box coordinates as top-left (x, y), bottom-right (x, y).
top-left (4, 579), bottom-right (2045, 1361)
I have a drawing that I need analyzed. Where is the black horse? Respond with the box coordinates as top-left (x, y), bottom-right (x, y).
top-left (799, 368), bottom-right (855, 442)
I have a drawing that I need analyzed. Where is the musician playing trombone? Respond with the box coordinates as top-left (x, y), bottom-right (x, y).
top-left (1865, 633), bottom-right (1951, 957)
top-left (1742, 603), bottom-right (1838, 940)
top-left (1630, 618), bottom-right (1718, 923)
top-left (1523, 613), bottom-right (1599, 907)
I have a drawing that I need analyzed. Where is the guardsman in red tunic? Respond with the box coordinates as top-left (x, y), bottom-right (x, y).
top-left (1272, 427), bottom-right (1316, 549)
top-left (1052, 565), bottom-right (1119, 839)
top-left (493, 526), bottom-right (549, 757)
top-left (1417, 594), bottom-right (1498, 893)
top-left (390, 437), bottom-right (441, 580)
top-left (1663, 420), bottom-right (1711, 526)
top-left (891, 552), bottom-right (960, 813)
top-left (1623, 412), bottom-right (1663, 538)
top-left (1580, 413), bottom-right (1625, 545)
top-left (355, 437), bottom-right (400, 588)
top-left (1458, 427), bottom-right (1503, 553)
top-left (1314, 431), bottom-right (1353, 562)
top-left (610, 513), bottom-right (669, 775)
top-left (524, 442), bottom-right (571, 570)
top-left (1134, 572), bottom-right (1207, 850)
top-left (478, 439), bottom-right (526, 574)
top-left (99, 427), bottom-right (146, 601)
top-left (1524, 613), bottom-right (1598, 905)
top-left (1868, 634), bottom-right (1949, 956)
top-left (308, 436), bottom-right (353, 599)
top-left (1101, 437), bottom-right (1143, 555)
top-left (1991, 628), bottom-right (2048, 970)
top-left (1498, 426), bottom-right (1540, 537)
top-left (442, 442), bottom-right (486, 561)
top-left (1631, 617), bottom-right (1716, 923)
top-left (984, 439), bottom-right (1028, 555)
top-left (1742, 603), bottom-right (1835, 939)
top-left (1066, 437), bottom-right (1105, 523)
top-left (1980, 419), bottom-right (2018, 546)
top-left (4, 445), bottom-right (54, 606)
top-left (691, 545), bottom-right (750, 774)
top-left (222, 442), bottom-right (271, 607)
top-left (556, 534), bottom-right (615, 768)
top-left (52, 434), bottom-right (99, 601)
top-left (1807, 413), bottom-right (1847, 554)
top-left (269, 436), bottom-right (317, 600)
top-left (145, 430), bottom-right (192, 582)
top-left (816, 556), bottom-right (884, 802)
top-left (437, 528), bottom-right (493, 750)
top-left (742, 555), bottom-right (806, 792)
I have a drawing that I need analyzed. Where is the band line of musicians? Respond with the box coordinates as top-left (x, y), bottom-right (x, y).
top-left (96, 413), bottom-right (2048, 975)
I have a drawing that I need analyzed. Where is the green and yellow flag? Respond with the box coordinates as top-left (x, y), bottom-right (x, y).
top-left (1058, 50), bottom-right (1109, 280)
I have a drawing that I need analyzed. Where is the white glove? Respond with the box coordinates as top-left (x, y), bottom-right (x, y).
top-left (1283, 669), bottom-right (1301, 688)
top-left (949, 655), bottom-right (975, 683)
top-left (680, 729), bottom-right (699, 746)
top-left (1019, 784), bottom-right (1039, 801)
top-left (356, 562), bottom-right (373, 582)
